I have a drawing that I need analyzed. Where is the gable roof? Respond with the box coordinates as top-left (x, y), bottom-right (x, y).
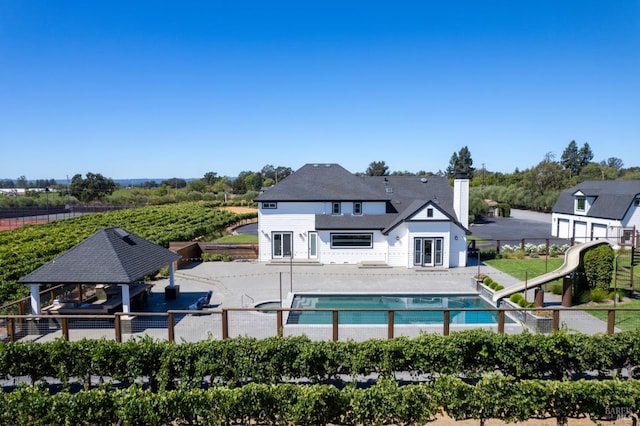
top-left (553, 180), bottom-right (640, 220)
top-left (19, 227), bottom-right (181, 285)
top-left (255, 163), bottom-right (381, 201)
top-left (255, 163), bottom-right (468, 232)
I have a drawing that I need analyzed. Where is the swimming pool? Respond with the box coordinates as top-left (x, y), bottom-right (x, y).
top-left (287, 293), bottom-right (512, 325)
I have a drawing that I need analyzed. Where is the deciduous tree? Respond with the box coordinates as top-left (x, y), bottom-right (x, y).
top-left (365, 161), bottom-right (390, 176)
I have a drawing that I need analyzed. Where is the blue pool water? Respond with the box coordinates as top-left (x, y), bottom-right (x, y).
top-left (287, 293), bottom-right (512, 325)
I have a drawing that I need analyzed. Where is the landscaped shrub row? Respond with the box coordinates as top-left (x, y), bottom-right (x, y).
top-left (2, 330), bottom-right (640, 388)
top-left (1, 377), bottom-right (639, 425)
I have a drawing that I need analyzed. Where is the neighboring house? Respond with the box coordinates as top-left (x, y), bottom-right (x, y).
top-left (253, 163), bottom-right (470, 268)
top-left (551, 180), bottom-right (640, 247)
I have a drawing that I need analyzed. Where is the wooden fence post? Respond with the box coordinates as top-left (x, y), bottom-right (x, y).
top-left (497, 310), bottom-right (505, 334)
top-left (332, 311), bottom-right (339, 341)
top-left (277, 310), bottom-right (283, 337)
top-left (61, 317), bottom-right (69, 341)
top-left (387, 311), bottom-right (395, 339)
top-left (8, 318), bottom-right (15, 342)
top-left (552, 309), bottom-right (560, 332)
top-left (221, 309), bottom-right (229, 339)
top-left (443, 310), bottom-right (450, 336)
top-left (168, 312), bottom-right (175, 343)
top-left (114, 314), bottom-right (122, 343)
top-left (607, 310), bottom-right (615, 335)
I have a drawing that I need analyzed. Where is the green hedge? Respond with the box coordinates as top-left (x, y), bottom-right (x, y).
top-left (1, 377), bottom-right (639, 425)
top-left (2, 330), bottom-right (640, 389)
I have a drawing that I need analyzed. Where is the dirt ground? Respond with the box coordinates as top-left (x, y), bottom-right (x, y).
top-left (0, 218), bottom-right (42, 231)
top-left (219, 206), bottom-right (258, 214)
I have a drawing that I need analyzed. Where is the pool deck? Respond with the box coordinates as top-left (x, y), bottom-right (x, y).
top-left (167, 259), bottom-right (499, 309)
top-left (11, 259), bottom-right (611, 343)
top-left (156, 259), bottom-right (611, 336)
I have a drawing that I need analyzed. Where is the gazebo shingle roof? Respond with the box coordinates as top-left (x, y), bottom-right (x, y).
top-left (19, 227), bottom-right (181, 285)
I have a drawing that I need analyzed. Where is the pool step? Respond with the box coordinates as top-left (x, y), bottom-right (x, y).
top-left (267, 259), bottom-right (322, 266)
top-left (358, 261), bottom-right (391, 269)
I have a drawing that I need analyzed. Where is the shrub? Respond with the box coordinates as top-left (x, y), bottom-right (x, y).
top-left (480, 249), bottom-right (497, 261)
top-left (589, 288), bottom-right (608, 303)
top-left (202, 253), bottom-right (234, 262)
top-left (583, 245), bottom-right (615, 291)
top-left (548, 283), bottom-right (562, 295)
top-left (609, 289), bottom-right (625, 301)
top-left (509, 293), bottom-right (524, 304)
top-left (483, 277), bottom-right (494, 287)
top-left (494, 284), bottom-right (504, 291)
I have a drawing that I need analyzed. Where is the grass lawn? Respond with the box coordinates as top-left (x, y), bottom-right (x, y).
top-left (485, 257), bottom-right (564, 283)
top-left (215, 234), bottom-right (258, 243)
top-left (486, 256), bottom-right (640, 331)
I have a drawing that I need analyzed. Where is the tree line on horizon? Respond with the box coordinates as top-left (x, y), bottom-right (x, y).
top-left (2, 141), bottom-right (639, 215)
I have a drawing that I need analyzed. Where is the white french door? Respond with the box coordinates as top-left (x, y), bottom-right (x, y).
top-left (273, 232), bottom-right (292, 258)
top-left (414, 237), bottom-right (443, 266)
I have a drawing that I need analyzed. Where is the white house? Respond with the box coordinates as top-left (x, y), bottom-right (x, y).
top-left (551, 180), bottom-right (640, 247)
top-left (253, 163), bottom-right (470, 268)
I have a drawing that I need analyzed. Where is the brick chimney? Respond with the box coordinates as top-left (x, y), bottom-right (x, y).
top-left (453, 172), bottom-right (469, 227)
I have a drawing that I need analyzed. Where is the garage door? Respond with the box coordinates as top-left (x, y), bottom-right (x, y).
top-left (557, 219), bottom-right (570, 238)
top-left (574, 221), bottom-right (588, 243)
top-left (591, 223), bottom-right (607, 240)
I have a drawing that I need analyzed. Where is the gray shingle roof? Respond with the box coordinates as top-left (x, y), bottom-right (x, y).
top-left (553, 180), bottom-right (640, 220)
top-left (19, 227), bottom-right (181, 285)
top-left (255, 163), bottom-right (468, 232)
top-left (315, 214), bottom-right (392, 230)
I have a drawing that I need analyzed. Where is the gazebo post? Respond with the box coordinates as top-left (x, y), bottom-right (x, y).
top-left (30, 284), bottom-right (41, 315)
top-left (169, 263), bottom-right (176, 287)
top-left (119, 284), bottom-right (131, 313)
top-left (165, 262), bottom-right (180, 300)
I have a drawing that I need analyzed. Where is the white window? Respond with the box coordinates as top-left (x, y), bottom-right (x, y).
top-left (353, 202), bottom-right (362, 215)
top-left (576, 197), bottom-right (586, 212)
top-left (262, 202), bottom-right (277, 209)
top-left (332, 202), bottom-right (341, 215)
top-left (330, 233), bottom-right (372, 248)
top-left (427, 208), bottom-right (434, 218)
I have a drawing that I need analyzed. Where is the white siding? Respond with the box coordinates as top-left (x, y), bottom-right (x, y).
top-left (316, 231), bottom-right (388, 264)
top-left (410, 205), bottom-right (448, 220)
top-left (258, 199), bottom-right (467, 268)
top-left (621, 199), bottom-right (640, 228)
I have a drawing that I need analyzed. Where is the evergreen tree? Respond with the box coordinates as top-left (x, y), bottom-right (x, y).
top-left (446, 146), bottom-right (475, 178)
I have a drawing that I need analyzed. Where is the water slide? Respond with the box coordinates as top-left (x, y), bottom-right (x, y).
top-left (491, 240), bottom-right (610, 303)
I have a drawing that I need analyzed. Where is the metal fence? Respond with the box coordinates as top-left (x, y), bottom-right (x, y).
top-left (2, 306), bottom-right (638, 343)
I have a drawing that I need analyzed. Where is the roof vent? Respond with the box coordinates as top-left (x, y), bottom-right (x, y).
top-left (386, 187), bottom-right (393, 193)
top-left (114, 228), bottom-right (129, 239)
top-left (420, 177), bottom-right (428, 183)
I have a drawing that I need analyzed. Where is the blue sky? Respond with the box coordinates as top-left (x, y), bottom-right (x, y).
top-left (1, 1), bottom-right (639, 180)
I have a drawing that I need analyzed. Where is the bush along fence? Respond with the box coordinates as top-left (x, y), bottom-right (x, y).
top-left (2, 332), bottom-right (640, 425)
top-left (2, 331), bottom-right (640, 388)
top-left (1, 378), bottom-right (639, 425)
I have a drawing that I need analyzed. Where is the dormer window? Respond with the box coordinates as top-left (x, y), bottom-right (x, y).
top-left (635, 199), bottom-right (640, 207)
top-left (332, 202), bottom-right (341, 215)
top-left (576, 197), bottom-right (586, 212)
top-left (353, 202), bottom-right (362, 215)
top-left (427, 208), bottom-right (434, 218)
